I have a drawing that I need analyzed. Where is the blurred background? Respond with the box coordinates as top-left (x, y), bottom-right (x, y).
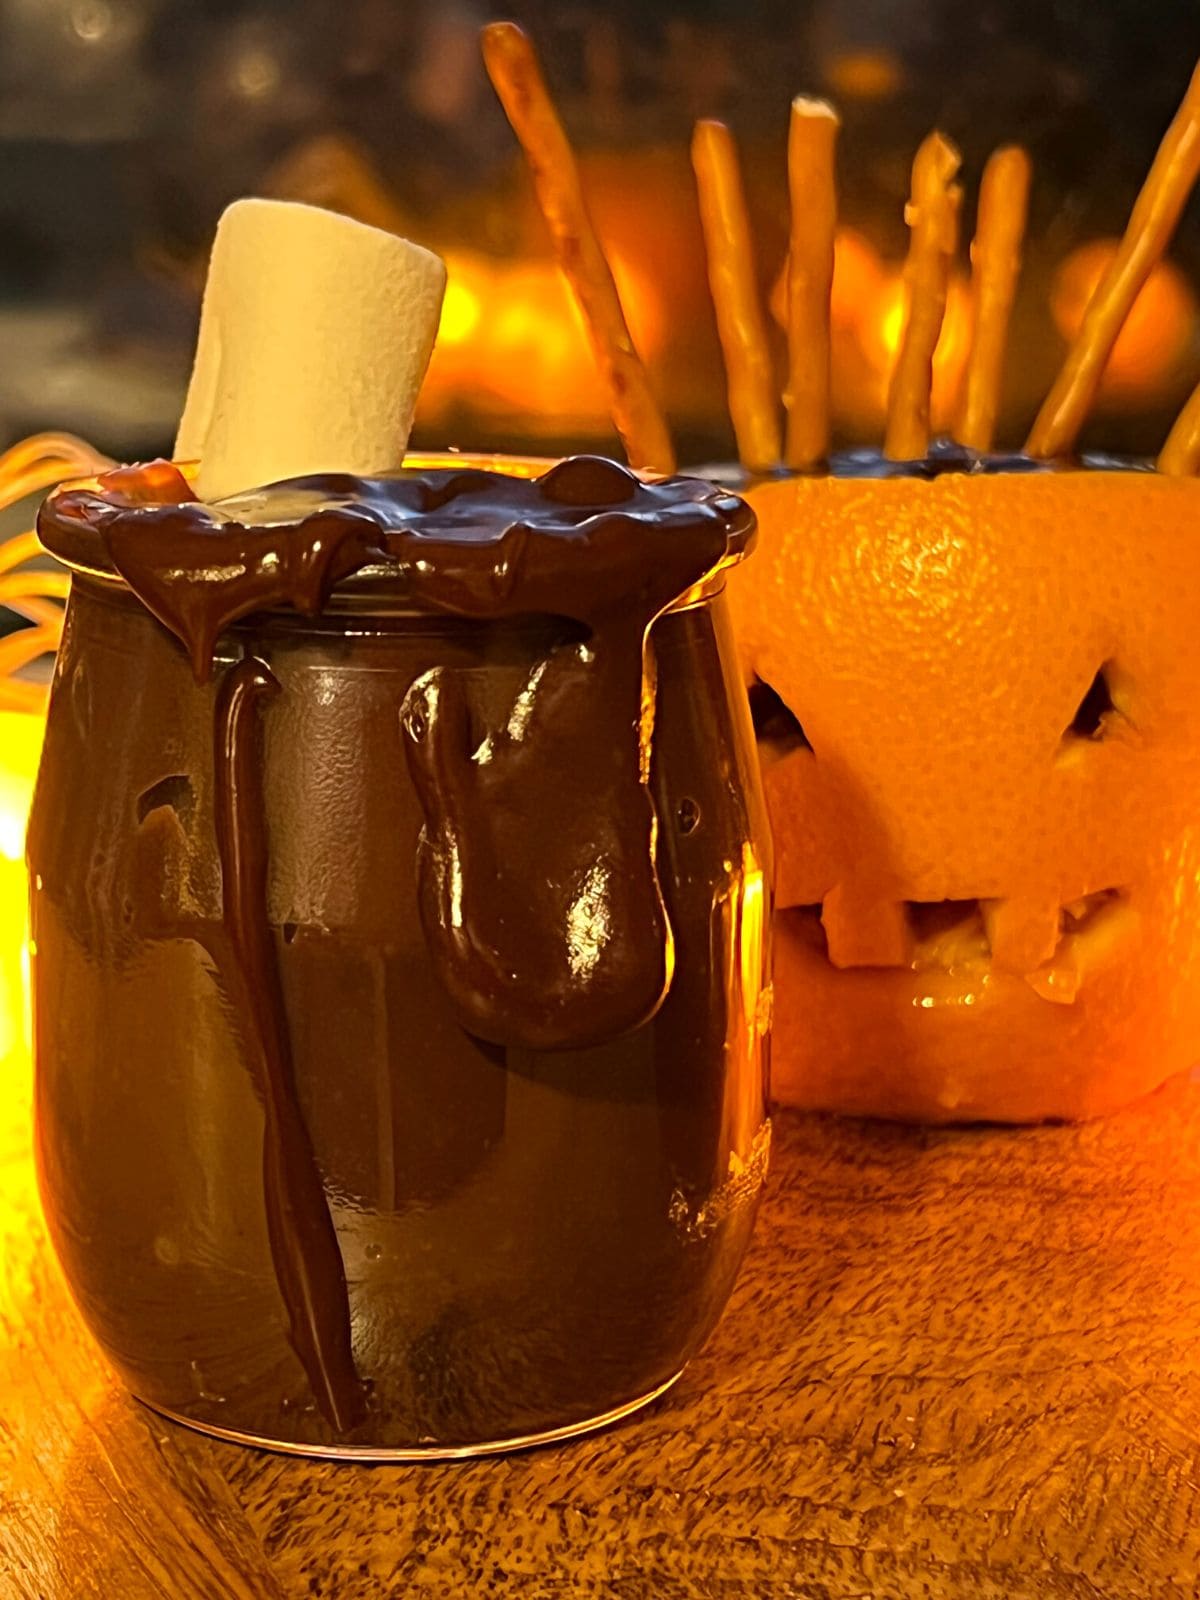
top-left (2, 0), bottom-right (1200, 464)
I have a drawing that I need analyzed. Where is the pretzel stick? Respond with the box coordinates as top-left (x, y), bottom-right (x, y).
top-left (0, 434), bottom-right (110, 518)
top-left (0, 677), bottom-right (49, 714)
top-left (6, 595), bottom-right (62, 629)
top-left (0, 625), bottom-right (61, 681)
top-left (884, 132), bottom-right (962, 461)
top-left (1027, 59), bottom-right (1200, 458)
top-left (957, 145), bottom-right (1031, 451)
top-left (0, 532), bottom-right (44, 577)
top-left (0, 463), bottom-right (104, 509)
top-left (0, 434), bottom-right (107, 698)
top-left (785, 98), bottom-right (839, 469)
top-left (0, 432), bottom-right (106, 480)
top-left (481, 21), bottom-right (676, 475)
top-left (691, 120), bottom-right (781, 472)
top-left (1158, 379), bottom-right (1200, 472)
top-left (0, 574), bottom-right (70, 608)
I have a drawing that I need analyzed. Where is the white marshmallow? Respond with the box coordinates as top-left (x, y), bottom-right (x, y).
top-left (175, 198), bottom-right (447, 501)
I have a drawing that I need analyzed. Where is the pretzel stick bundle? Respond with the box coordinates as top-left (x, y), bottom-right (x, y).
top-left (692, 120), bottom-right (781, 472)
top-left (957, 145), bottom-right (1031, 452)
top-left (884, 132), bottom-right (963, 461)
top-left (0, 432), bottom-right (110, 508)
top-left (0, 432), bottom-right (108, 713)
top-left (481, 21), bottom-right (676, 475)
top-left (1028, 59), bottom-right (1200, 459)
top-left (785, 99), bottom-right (840, 470)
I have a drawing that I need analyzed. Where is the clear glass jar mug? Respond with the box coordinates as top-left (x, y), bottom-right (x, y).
top-left (29, 454), bottom-right (772, 1458)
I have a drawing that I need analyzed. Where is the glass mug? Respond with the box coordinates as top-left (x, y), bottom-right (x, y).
top-left (29, 453), bottom-right (772, 1458)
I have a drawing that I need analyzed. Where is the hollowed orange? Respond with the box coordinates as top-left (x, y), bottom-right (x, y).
top-left (731, 469), bottom-right (1200, 1122)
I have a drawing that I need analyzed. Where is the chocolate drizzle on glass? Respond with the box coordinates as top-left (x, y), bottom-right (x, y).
top-left (214, 657), bottom-right (364, 1430)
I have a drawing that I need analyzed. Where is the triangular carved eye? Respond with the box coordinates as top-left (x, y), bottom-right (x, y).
top-left (747, 677), bottom-right (813, 756)
top-left (1066, 666), bottom-right (1117, 741)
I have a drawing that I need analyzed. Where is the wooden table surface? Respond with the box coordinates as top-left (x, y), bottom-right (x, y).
top-left (4, 1058), bottom-right (1200, 1600)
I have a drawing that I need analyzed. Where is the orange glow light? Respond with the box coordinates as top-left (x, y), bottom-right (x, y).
top-left (771, 228), bottom-right (887, 332)
top-left (860, 270), bottom-right (973, 425)
top-left (772, 234), bottom-right (972, 432)
top-left (0, 709), bottom-right (43, 1164)
top-left (1051, 239), bottom-right (1197, 393)
top-left (419, 243), bottom-right (669, 436)
top-left (608, 248), bottom-right (666, 367)
top-left (0, 434), bottom-right (103, 1159)
top-left (877, 283), bottom-right (906, 359)
top-left (825, 49), bottom-right (904, 103)
top-left (422, 254), bottom-right (607, 431)
top-left (830, 230), bottom-right (887, 328)
top-left (438, 274), bottom-right (484, 347)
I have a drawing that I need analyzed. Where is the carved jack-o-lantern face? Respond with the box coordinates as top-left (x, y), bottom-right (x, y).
top-left (731, 469), bottom-right (1200, 1122)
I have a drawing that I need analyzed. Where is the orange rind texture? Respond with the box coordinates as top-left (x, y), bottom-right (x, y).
top-left (731, 470), bottom-right (1200, 1122)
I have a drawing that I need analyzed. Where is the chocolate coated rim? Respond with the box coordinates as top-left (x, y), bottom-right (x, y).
top-left (37, 451), bottom-right (556, 583)
top-left (37, 451), bottom-right (740, 613)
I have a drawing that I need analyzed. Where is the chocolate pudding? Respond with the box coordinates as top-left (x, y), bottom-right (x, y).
top-left (30, 453), bottom-right (772, 1456)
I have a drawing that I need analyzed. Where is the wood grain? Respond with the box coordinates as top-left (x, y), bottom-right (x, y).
top-left (4, 1062), bottom-right (1200, 1599)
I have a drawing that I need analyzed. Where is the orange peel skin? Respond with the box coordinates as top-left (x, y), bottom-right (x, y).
top-left (731, 468), bottom-right (1200, 1123)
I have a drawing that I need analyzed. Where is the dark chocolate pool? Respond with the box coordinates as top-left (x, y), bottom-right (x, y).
top-left (30, 453), bottom-right (772, 1456)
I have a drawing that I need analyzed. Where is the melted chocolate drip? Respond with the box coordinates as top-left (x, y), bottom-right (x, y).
top-left (48, 455), bottom-right (751, 678)
top-left (400, 630), bottom-right (670, 1050)
top-left (825, 440), bottom-right (1155, 478)
top-left (214, 658), bottom-right (364, 1430)
top-left (699, 438), bottom-right (1155, 490)
top-left (43, 455), bottom-right (753, 1054)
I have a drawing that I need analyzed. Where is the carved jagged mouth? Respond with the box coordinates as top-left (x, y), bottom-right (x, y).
top-left (784, 888), bottom-right (1132, 1005)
